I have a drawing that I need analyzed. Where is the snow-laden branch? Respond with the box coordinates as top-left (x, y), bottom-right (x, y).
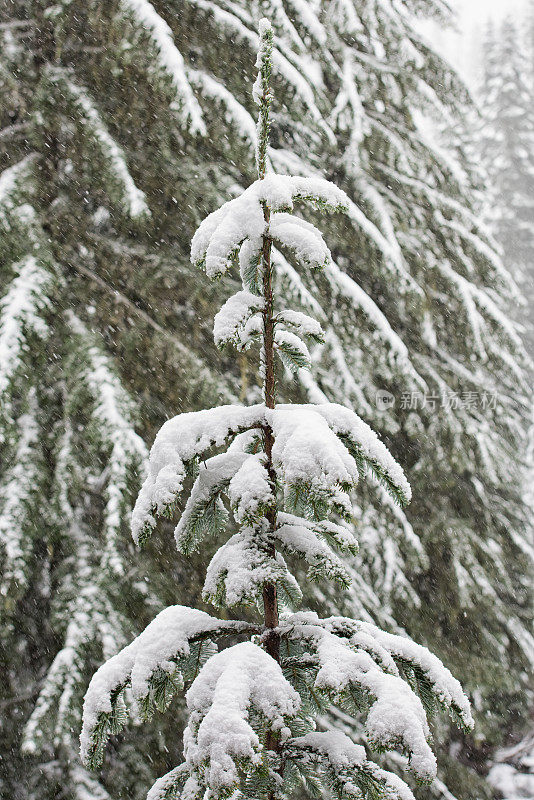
top-left (132, 401), bottom-right (411, 546)
top-left (131, 404), bottom-right (265, 545)
top-left (278, 611), bottom-right (473, 780)
top-left (120, 0), bottom-right (205, 135)
top-left (0, 256), bottom-right (53, 403)
top-left (46, 70), bottom-right (149, 218)
top-left (0, 155), bottom-right (36, 227)
top-left (80, 606), bottom-right (259, 768)
top-left (0, 394), bottom-right (40, 596)
top-left (285, 730), bottom-right (416, 800)
top-left (68, 314), bottom-right (148, 575)
top-left (184, 642), bottom-right (300, 793)
top-left (191, 175), bottom-right (349, 280)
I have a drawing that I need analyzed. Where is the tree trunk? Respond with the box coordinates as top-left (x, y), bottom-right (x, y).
top-left (261, 202), bottom-right (280, 663)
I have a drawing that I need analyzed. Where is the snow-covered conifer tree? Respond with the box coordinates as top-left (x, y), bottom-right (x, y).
top-left (81, 23), bottom-right (474, 800)
top-left (478, 17), bottom-right (534, 350)
top-left (0, 7), bottom-right (161, 795)
top-left (2, 1), bottom-right (532, 797)
top-left (481, 18), bottom-right (534, 273)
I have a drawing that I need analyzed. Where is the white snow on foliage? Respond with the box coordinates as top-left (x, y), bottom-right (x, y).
top-left (174, 447), bottom-right (247, 550)
top-left (280, 612), bottom-right (473, 782)
top-left (172, 429), bottom-right (269, 552)
top-left (188, 69), bottom-right (256, 146)
top-left (0, 155), bottom-right (36, 225)
top-left (254, 19), bottom-right (273, 109)
top-left (291, 730), bottom-right (366, 769)
top-left (213, 290), bottom-right (264, 350)
top-left (286, 731), bottom-right (417, 800)
top-left (314, 403), bottom-right (411, 502)
top-left (59, 75), bottom-right (149, 218)
top-left (191, 175), bottom-right (349, 279)
top-left (274, 516), bottom-right (350, 584)
top-left (132, 402), bottom-right (410, 543)
top-left (146, 765), bottom-right (187, 800)
top-left (0, 256), bottom-right (52, 400)
top-left (274, 328), bottom-right (311, 370)
top-left (203, 526), bottom-right (301, 607)
top-left (329, 54), bottom-right (366, 171)
top-left (258, 9), bottom-right (302, 54)
top-left (315, 633), bottom-right (434, 781)
top-left (0, 398), bottom-right (39, 594)
top-left (121, 0), bottom-right (205, 134)
top-left (276, 309), bottom-right (324, 339)
top-left (131, 404), bottom-right (264, 543)
top-left (80, 606), bottom-right (252, 761)
top-left (287, 612), bottom-right (473, 729)
top-left (228, 453), bottom-right (272, 523)
top-left (357, 620), bottom-right (474, 729)
top-left (279, 512), bottom-right (357, 554)
top-left (270, 212), bottom-right (331, 270)
top-left (183, 641), bottom-right (299, 790)
top-left (270, 405), bottom-right (357, 490)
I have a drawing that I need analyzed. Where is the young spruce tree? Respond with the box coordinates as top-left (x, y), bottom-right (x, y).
top-left (81, 22), bottom-right (473, 800)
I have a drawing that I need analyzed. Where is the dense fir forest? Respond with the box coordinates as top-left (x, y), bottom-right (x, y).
top-left (0, 2), bottom-right (532, 800)
top-left (475, 9), bottom-right (534, 799)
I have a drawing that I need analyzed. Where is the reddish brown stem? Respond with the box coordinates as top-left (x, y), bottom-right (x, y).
top-left (261, 186), bottom-right (282, 768)
top-left (261, 203), bottom-right (280, 660)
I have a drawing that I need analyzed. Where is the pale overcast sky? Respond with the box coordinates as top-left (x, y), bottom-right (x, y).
top-left (423, 0), bottom-right (528, 82)
top-left (454, 0), bottom-right (526, 24)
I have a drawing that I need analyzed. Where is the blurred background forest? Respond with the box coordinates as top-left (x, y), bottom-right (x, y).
top-left (0, 1), bottom-right (533, 799)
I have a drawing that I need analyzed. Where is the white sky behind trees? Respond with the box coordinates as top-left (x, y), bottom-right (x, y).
top-left (423, 0), bottom-right (528, 82)
top-left (455, 0), bottom-right (526, 24)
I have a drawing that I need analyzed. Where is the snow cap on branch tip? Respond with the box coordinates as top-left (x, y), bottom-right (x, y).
top-left (184, 641), bottom-right (300, 790)
top-left (285, 731), bottom-right (418, 800)
top-left (255, 17), bottom-right (273, 88)
top-left (202, 527), bottom-right (303, 608)
top-left (259, 18), bottom-right (272, 36)
top-left (288, 730), bottom-right (366, 770)
top-left (280, 616), bottom-right (437, 782)
top-left (191, 176), bottom-right (349, 281)
top-left (213, 290), bottom-right (264, 351)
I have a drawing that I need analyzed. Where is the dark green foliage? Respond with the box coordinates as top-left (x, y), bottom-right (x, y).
top-left (0, 1), bottom-right (531, 798)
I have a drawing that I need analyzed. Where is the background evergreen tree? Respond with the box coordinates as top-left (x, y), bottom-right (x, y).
top-left (81, 25), bottom-right (475, 800)
top-left (478, 16), bottom-right (534, 353)
top-left (0, 1), bottom-right (532, 799)
top-left (471, 10), bottom-right (534, 792)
